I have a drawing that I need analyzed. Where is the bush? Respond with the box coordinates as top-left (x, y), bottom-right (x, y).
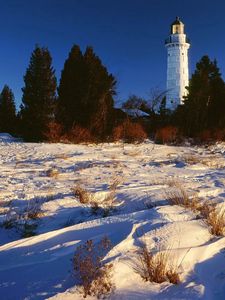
top-left (112, 119), bottom-right (147, 143)
top-left (72, 182), bottom-right (119, 217)
top-left (62, 125), bottom-right (94, 144)
top-left (72, 185), bottom-right (93, 204)
top-left (155, 126), bottom-right (179, 144)
top-left (44, 121), bottom-right (63, 142)
top-left (212, 129), bottom-right (225, 141)
top-left (73, 237), bottom-right (113, 298)
top-left (198, 130), bottom-right (213, 143)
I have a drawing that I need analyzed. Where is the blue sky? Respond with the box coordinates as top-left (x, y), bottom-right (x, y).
top-left (0, 0), bottom-right (225, 108)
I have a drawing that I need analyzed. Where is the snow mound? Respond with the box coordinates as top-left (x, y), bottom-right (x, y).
top-left (0, 133), bottom-right (19, 143)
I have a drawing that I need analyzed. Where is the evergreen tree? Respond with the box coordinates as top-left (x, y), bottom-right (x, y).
top-left (83, 46), bottom-right (116, 137)
top-left (180, 55), bottom-right (225, 135)
top-left (0, 85), bottom-right (17, 134)
top-left (57, 45), bottom-right (85, 128)
top-left (20, 46), bottom-right (57, 141)
top-left (57, 45), bottom-right (116, 138)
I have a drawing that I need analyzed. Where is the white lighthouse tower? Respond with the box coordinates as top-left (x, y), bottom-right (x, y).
top-left (165, 17), bottom-right (190, 110)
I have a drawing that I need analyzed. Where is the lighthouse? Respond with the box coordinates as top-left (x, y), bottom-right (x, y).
top-left (165, 17), bottom-right (190, 110)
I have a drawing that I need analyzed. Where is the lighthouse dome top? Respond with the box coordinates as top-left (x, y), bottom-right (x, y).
top-left (171, 16), bottom-right (184, 26)
top-left (171, 16), bottom-right (185, 34)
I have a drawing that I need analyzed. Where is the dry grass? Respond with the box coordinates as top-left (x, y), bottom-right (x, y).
top-left (108, 177), bottom-right (121, 191)
top-left (46, 168), bottom-right (59, 178)
top-left (182, 154), bottom-right (201, 165)
top-left (166, 183), bottom-right (200, 211)
top-left (201, 157), bottom-right (225, 169)
top-left (55, 153), bottom-right (69, 160)
top-left (134, 242), bottom-right (180, 284)
top-left (199, 203), bottom-right (225, 236)
top-left (166, 181), bottom-right (225, 237)
top-left (73, 237), bottom-right (113, 298)
top-left (72, 179), bottom-right (120, 217)
top-left (181, 153), bottom-right (225, 169)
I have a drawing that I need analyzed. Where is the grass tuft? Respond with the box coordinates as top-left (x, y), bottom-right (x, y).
top-left (134, 241), bottom-right (180, 284)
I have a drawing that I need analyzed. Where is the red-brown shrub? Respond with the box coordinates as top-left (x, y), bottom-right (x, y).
top-left (155, 126), bottom-right (178, 144)
top-left (198, 130), bottom-right (213, 143)
top-left (112, 120), bottom-right (147, 143)
top-left (44, 121), bottom-right (63, 142)
top-left (212, 129), bottom-right (225, 141)
top-left (62, 125), bottom-right (94, 144)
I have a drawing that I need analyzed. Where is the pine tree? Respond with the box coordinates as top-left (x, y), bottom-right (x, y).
top-left (83, 46), bottom-right (116, 137)
top-left (57, 45), bottom-right (116, 139)
top-left (181, 55), bottom-right (225, 135)
top-left (20, 46), bottom-right (57, 141)
top-left (57, 45), bottom-right (85, 129)
top-left (0, 85), bottom-right (17, 134)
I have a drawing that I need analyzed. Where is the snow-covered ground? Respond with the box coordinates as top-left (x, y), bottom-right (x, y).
top-left (0, 135), bottom-right (225, 299)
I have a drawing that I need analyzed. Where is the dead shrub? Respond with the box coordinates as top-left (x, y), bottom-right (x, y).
top-left (2, 207), bottom-right (37, 237)
top-left (112, 120), bottom-right (147, 143)
top-left (44, 121), bottom-right (63, 142)
top-left (73, 237), bottom-right (113, 298)
top-left (134, 242), bottom-right (180, 284)
top-left (21, 221), bottom-right (37, 238)
top-left (62, 125), bottom-right (94, 144)
top-left (155, 126), bottom-right (179, 144)
top-left (91, 192), bottom-right (117, 217)
top-left (73, 180), bottom-right (119, 217)
top-left (92, 178), bottom-right (120, 217)
top-left (72, 185), bottom-right (93, 204)
top-left (24, 199), bottom-right (44, 220)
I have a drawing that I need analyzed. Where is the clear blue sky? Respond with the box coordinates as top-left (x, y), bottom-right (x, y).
top-left (0, 0), bottom-right (225, 108)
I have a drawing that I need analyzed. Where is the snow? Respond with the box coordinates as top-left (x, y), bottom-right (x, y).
top-left (0, 133), bottom-right (20, 143)
top-left (122, 108), bottom-right (149, 117)
top-left (0, 138), bottom-right (225, 299)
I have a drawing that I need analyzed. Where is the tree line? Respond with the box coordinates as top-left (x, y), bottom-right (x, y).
top-left (0, 45), bottom-right (117, 142)
top-left (122, 55), bottom-right (225, 142)
top-left (1, 47), bottom-right (225, 143)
